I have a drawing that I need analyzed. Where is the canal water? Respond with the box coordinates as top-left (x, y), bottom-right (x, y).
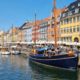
top-left (0, 55), bottom-right (79, 80)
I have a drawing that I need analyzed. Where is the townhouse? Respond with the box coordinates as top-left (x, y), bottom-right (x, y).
top-left (60, 0), bottom-right (80, 43)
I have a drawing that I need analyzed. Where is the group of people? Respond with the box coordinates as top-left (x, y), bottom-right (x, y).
top-left (30, 44), bottom-right (78, 57)
top-left (31, 44), bottom-right (61, 56)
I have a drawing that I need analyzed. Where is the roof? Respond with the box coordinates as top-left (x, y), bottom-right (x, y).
top-left (61, 0), bottom-right (80, 18)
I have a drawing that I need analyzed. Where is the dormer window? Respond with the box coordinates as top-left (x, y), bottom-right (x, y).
top-left (71, 5), bottom-right (75, 8)
top-left (78, 2), bottom-right (80, 7)
top-left (75, 8), bottom-right (79, 13)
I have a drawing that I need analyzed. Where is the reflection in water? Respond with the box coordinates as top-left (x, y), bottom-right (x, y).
top-left (0, 55), bottom-right (79, 80)
top-left (0, 55), bottom-right (32, 80)
top-left (29, 61), bottom-right (78, 80)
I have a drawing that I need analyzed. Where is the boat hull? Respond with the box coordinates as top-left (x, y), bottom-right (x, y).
top-left (10, 51), bottom-right (20, 55)
top-left (29, 54), bottom-right (78, 71)
top-left (0, 51), bottom-right (10, 55)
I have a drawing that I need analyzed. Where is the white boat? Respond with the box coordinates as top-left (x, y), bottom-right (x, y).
top-left (0, 47), bottom-right (10, 55)
top-left (10, 50), bottom-right (20, 55)
top-left (0, 51), bottom-right (10, 55)
top-left (10, 46), bottom-right (21, 55)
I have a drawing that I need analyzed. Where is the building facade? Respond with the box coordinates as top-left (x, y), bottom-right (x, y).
top-left (39, 18), bottom-right (49, 42)
top-left (20, 22), bottom-right (33, 42)
top-left (60, 0), bottom-right (80, 43)
top-left (32, 20), bottom-right (40, 43)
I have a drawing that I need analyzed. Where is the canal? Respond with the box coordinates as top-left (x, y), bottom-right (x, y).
top-left (0, 55), bottom-right (79, 80)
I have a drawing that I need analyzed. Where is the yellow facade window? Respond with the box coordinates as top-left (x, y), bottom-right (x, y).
top-left (77, 16), bottom-right (80, 21)
top-left (73, 17), bottom-right (76, 22)
top-left (70, 28), bottom-right (72, 33)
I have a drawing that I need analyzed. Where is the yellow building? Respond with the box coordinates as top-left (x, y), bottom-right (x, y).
top-left (60, 0), bottom-right (80, 44)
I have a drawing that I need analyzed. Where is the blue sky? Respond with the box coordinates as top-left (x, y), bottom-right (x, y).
top-left (0, 0), bottom-right (75, 31)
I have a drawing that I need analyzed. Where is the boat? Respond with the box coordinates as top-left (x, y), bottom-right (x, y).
top-left (29, 0), bottom-right (79, 71)
top-left (29, 50), bottom-right (78, 71)
top-left (0, 47), bottom-right (10, 55)
top-left (10, 46), bottom-right (21, 55)
top-left (10, 50), bottom-right (20, 55)
top-left (0, 32), bottom-right (10, 55)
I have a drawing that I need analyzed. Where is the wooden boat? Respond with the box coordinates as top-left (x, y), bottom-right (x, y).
top-left (29, 51), bottom-right (78, 71)
top-left (29, 0), bottom-right (79, 71)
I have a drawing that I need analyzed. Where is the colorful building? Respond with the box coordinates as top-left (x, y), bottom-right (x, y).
top-left (60, 0), bottom-right (80, 44)
top-left (32, 20), bottom-right (40, 43)
top-left (6, 27), bottom-right (23, 43)
top-left (20, 22), bottom-right (33, 42)
top-left (47, 16), bottom-right (60, 43)
top-left (39, 18), bottom-right (50, 42)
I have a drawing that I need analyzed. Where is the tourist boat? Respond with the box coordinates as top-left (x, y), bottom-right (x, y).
top-left (29, 0), bottom-right (79, 71)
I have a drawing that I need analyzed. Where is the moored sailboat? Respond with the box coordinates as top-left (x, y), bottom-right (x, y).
top-left (0, 32), bottom-right (10, 55)
top-left (29, 0), bottom-right (79, 71)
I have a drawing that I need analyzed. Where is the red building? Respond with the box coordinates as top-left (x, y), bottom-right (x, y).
top-left (32, 20), bottom-right (41, 43)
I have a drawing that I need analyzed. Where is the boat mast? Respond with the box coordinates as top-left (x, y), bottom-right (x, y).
top-left (2, 32), bottom-right (4, 47)
top-left (53, 0), bottom-right (66, 48)
top-left (34, 13), bottom-right (36, 45)
top-left (53, 0), bottom-right (58, 48)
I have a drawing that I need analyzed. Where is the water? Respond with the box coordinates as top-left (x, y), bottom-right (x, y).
top-left (0, 55), bottom-right (79, 80)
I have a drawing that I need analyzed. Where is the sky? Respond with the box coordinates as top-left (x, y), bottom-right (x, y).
top-left (0, 0), bottom-right (75, 31)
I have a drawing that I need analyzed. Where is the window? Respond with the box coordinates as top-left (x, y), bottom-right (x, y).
top-left (63, 13), bottom-right (66, 17)
top-left (66, 28), bottom-right (68, 33)
top-left (75, 8), bottom-right (79, 13)
top-left (69, 18), bottom-right (72, 23)
top-left (77, 16), bottom-right (80, 21)
top-left (66, 18), bottom-right (69, 24)
top-left (64, 28), bottom-right (66, 33)
top-left (61, 29), bottom-right (63, 33)
top-left (70, 27), bottom-right (72, 33)
top-left (60, 21), bottom-right (63, 25)
top-left (68, 11), bottom-right (72, 16)
top-left (73, 17), bottom-right (76, 22)
top-left (67, 28), bottom-right (69, 33)
top-left (77, 26), bottom-right (79, 32)
top-left (72, 10), bottom-right (75, 14)
top-left (64, 19), bottom-right (67, 24)
top-left (71, 5), bottom-right (75, 9)
top-left (73, 27), bottom-right (76, 32)
top-left (78, 2), bottom-right (80, 7)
